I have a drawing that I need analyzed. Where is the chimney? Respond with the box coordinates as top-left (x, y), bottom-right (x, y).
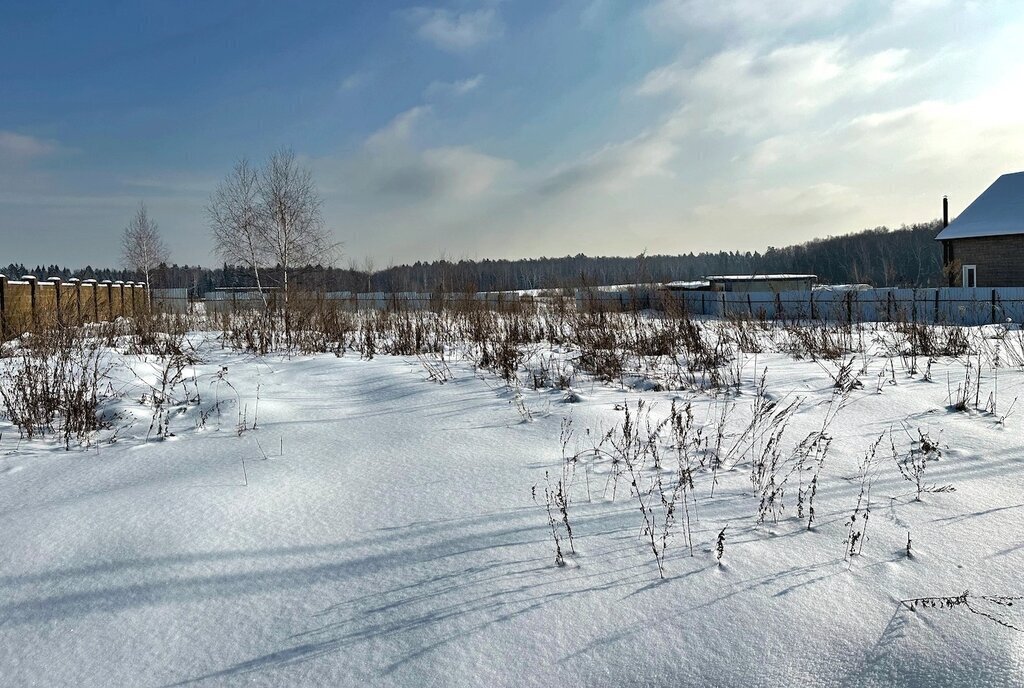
top-left (943, 195), bottom-right (949, 228)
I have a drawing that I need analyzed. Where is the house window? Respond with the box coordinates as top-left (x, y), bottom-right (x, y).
top-left (963, 264), bottom-right (977, 288)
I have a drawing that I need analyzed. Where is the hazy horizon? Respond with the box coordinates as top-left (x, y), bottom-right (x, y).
top-left (3, 1), bottom-right (1022, 268)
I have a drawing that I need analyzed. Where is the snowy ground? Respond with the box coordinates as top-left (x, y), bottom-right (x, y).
top-left (3, 324), bottom-right (1024, 686)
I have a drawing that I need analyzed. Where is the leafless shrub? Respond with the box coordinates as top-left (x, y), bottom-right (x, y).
top-left (844, 433), bottom-right (883, 560)
top-left (901, 591), bottom-right (1024, 632)
top-left (891, 426), bottom-right (952, 500)
top-left (0, 327), bottom-right (110, 449)
top-left (134, 343), bottom-right (202, 442)
top-left (534, 467), bottom-right (575, 567)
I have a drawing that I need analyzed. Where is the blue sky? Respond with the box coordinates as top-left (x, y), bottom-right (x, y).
top-left (3, 0), bottom-right (1024, 268)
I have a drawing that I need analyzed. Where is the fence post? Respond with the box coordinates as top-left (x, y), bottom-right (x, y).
top-left (83, 279), bottom-right (97, 322)
top-left (0, 274), bottom-right (6, 339)
top-left (845, 291), bottom-right (852, 324)
top-left (102, 280), bottom-right (113, 321)
top-left (49, 277), bottom-right (62, 326)
top-left (992, 289), bottom-right (998, 324)
top-left (23, 275), bottom-right (38, 328)
top-left (69, 278), bottom-right (82, 324)
top-left (810, 292), bottom-right (817, 321)
top-left (774, 292), bottom-right (782, 322)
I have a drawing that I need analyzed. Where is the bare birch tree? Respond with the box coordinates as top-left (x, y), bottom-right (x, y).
top-left (208, 149), bottom-right (336, 307)
top-left (121, 202), bottom-right (169, 287)
top-left (257, 147), bottom-right (334, 305)
top-left (207, 158), bottom-right (269, 307)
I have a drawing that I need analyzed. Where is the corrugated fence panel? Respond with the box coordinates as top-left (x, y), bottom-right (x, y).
top-left (152, 288), bottom-right (189, 314)
top-left (775, 290), bottom-right (813, 320)
top-left (996, 287), bottom-right (1024, 325)
top-left (651, 286), bottom-right (1024, 326)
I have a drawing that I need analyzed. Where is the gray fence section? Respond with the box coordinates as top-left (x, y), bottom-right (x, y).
top-left (159, 284), bottom-right (1024, 327)
top-left (574, 286), bottom-right (659, 311)
top-left (189, 290), bottom-right (549, 314)
top-left (665, 287), bottom-right (1024, 326)
top-left (151, 288), bottom-right (189, 314)
top-left (202, 290), bottom-right (271, 314)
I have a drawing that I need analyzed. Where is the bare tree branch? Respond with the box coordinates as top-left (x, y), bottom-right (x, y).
top-left (209, 149), bottom-right (338, 308)
top-left (207, 158), bottom-right (269, 307)
top-left (257, 147), bottom-right (337, 304)
top-left (121, 202), bottom-right (169, 288)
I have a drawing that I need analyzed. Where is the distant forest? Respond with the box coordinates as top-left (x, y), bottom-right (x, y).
top-left (5, 221), bottom-right (944, 294)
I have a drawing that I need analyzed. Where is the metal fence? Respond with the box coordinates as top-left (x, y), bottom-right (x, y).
top-left (172, 290), bottom-right (565, 315)
top-left (148, 284), bottom-right (1024, 328)
top-left (150, 288), bottom-right (191, 314)
top-left (660, 287), bottom-right (1024, 327)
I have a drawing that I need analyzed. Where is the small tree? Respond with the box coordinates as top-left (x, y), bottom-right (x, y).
top-left (207, 158), bottom-right (268, 307)
top-left (209, 149), bottom-right (336, 308)
top-left (258, 148), bottom-right (334, 305)
top-left (121, 202), bottom-right (169, 288)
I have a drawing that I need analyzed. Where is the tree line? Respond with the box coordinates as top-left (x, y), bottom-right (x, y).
top-left (10, 220), bottom-right (945, 294)
top-left (9, 145), bottom-right (946, 293)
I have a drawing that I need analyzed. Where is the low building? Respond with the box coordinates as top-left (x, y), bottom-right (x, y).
top-left (936, 171), bottom-right (1024, 287)
top-left (704, 274), bottom-right (817, 293)
top-left (662, 280), bottom-right (711, 292)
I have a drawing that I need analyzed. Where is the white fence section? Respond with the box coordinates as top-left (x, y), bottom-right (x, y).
top-left (665, 287), bottom-right (1024, 326)
top-left (169, 284), bottom-right (1024, 328)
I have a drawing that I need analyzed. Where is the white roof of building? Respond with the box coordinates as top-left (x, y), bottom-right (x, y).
top-left (936, 171), bottom-right (1024, 241)
top-left (813, 283), bottom-right (873, 292)
top-left (663, 280), bottom-right (711, 289)
top-left (705, 274), bottom-right (816, 281)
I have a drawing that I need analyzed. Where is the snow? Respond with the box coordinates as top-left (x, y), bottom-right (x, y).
top-left (705, 274), bottom-right (817, 281)
top-left (582, 283), bottom-right (660, 292)
top-left (662, 280), bottom-right (711, 289)
top-left (813, 283), bottom-right (874, 292)
top-left (3, 323), bottom-right (1024, 686)
top-left (936, 171), bottom-right (1024, 241)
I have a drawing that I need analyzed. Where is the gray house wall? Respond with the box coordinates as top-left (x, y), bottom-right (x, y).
top-left (947, 235), bottom-right (1024, 287)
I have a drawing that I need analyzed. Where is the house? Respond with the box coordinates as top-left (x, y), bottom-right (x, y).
top-left (936, 171), bottom-right (1024, 287)
top-left (704, 274), bottom-right (817, 293)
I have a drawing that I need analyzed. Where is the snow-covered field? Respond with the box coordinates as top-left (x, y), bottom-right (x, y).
top-left (3, 315), bottom-right (1024, 687)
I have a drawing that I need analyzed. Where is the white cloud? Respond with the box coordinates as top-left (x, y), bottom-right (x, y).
top-left (317, 104), bottom-right (512, 205)
top-left (418, 146), bottom-right (511, 198)
top-left (402, 7), bottom-right (502, 52)
top-left (889, 0), bottom-right (953, 21)
top-left (365, 105), bottom-right (432, 149)
top-left (539, 112), bottom-right (689, 197)
top-left (425, 74), bottom-right (484, 98)
top-left (354, 144), bottom-right (510, 200)
top-left (693, 182), bottom-right (860, 230)
top-left (638, 41), bottom-right (909, 135)
top-left (339, 72), bottom-right (370, 92)
top-left (647, 0), bottom-right (852, 33)
top-left (0, 131), bottom-right (60, 160)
